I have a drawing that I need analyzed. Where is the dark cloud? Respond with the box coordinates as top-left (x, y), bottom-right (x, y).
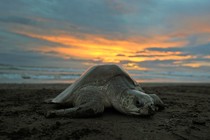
top-left (147, 43), bottom-right (210, 56)
top-left (147, 47), bottom-right (181, 52)
top-left (185, 43), bottom-right (210, 55)
top-left (0, 50), bottom-right (101, 69)
top-left (131, 46), bottom-right (210, 72)
top-left (181, 57), bottom-right (210, 62)
top-left (0, 16), bottom-right (37, 26)
top-left (0, 0), bottom-right (210, 35)
top-left (0, 0), bottom-right (163, 36)
top-left (0, 0), bottom-right (127, 34)
top-left (137, 60), bottom-right (177, 69)
top-left (130, 48), bottom-right (189, 58)
top-left (0, 30), bottom-right (66, 53)
top-left (116, 54), bottom-right (126, 56)
top-left (119, 60), bottom-right (133, 65)
top-left (128, 54), bottom-right (187, 58)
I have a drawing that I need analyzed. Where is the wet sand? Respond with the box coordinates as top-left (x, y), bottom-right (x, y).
top-left (0, 83), bottom-right (210, 140)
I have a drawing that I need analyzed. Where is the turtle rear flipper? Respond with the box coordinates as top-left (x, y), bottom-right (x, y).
top-left (46, 88), bottom-right (105, 118)
top-left (46, 99), bottom-right (104, 118)
top-left (44, 98), bottom-right (54, 104)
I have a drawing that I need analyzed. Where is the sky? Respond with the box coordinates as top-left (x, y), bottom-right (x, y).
top-left (0, 0), bottom-right (210, 82)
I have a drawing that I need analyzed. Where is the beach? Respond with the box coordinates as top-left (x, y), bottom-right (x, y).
top-left (0, 83), bottom-right (210, 140)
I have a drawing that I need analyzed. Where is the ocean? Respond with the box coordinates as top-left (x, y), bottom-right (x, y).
top-left (0, 64), bottom-right (209, 83)
top-left (0, 64), bottom-right (83, 83)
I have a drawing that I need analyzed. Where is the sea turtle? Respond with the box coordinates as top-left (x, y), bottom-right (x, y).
top-left (45, 65), bottom-right (165, 118)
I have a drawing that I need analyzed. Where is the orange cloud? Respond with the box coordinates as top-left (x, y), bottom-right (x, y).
top-left (182, 62), bottom-right (210, 68)
top-left (14, 30), bottom-right (194, 70)
top-left (123, 62), bottom-right (148, 71)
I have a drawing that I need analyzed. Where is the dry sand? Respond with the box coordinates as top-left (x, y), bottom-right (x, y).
top-left (0, 83), bottom-right (210, 140)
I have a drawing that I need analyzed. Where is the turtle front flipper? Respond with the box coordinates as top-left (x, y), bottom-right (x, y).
top-left (149, 94), bottom-right (166, 111)
top-left (46, 87), bottom-right (105, 118)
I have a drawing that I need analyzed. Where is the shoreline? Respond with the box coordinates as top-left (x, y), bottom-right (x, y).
top-left (0, 82), bottom-right (210, 89)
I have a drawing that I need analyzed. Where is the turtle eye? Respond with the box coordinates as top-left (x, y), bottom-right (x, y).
top-left (135, 100), bottom-right (144, 108)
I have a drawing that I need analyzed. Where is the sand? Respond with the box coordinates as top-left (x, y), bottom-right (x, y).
top-left (0, 83), bottom-right (210, 140)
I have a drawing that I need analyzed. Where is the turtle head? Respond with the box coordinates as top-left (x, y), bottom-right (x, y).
top-left (120, 90), bottom-right (155, 116)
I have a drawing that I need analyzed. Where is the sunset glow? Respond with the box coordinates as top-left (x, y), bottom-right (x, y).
top-left (0, 0), bottom-right (210, 82)
top-left (14, 30), bottom-right (193, 70)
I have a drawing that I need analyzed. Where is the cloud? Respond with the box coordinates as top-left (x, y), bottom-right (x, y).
top-left (147, 47), bottom-right (181, 52)
top-left (116, 54), bottom-right (126, 56)
top-left (12, 27), bottom-right (193, 66)
top-left (1, 0), bottom-right (210, 37)
top-left (185, 43), bottom-right (210, 55)
top-left (0, 0), bottom-right (210, 82)
top-left (0, 16), bottom-right (39, 26)
top-left (0, 30), bottom-right (64, 53)
top-left (0, 50), bottom-right (102, 69)
top-left (147, 43), bottom-right (210, 56)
